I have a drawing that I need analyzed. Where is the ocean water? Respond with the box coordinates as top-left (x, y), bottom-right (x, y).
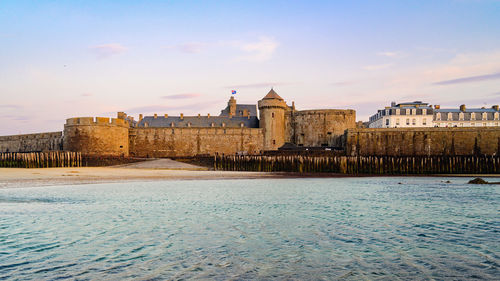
top-left (0, 177), bottom-right (499, 280)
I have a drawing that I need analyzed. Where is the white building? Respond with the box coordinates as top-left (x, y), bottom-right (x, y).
top-left (368, 101), bottom-right (434, 128)
top-left (369, 102), bottom-right (500, 128)
top-left (434, 104), bottom-right (500, 127)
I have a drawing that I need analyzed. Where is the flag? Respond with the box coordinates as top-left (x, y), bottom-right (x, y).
top-left (232, 90), bottom-right (237, 95)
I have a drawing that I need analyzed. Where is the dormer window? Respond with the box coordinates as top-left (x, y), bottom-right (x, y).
top-left (412, 109), bottom-right (416, 115)
top-left (396, 109), bottom-right (400, 115)
top-left (187, 122), bottom-right (191, 127)
top-left (240, 122), bottom-right (245, 127)
top-left (170, 122), bottom-right (175, 127)
top-left (222, 122), bottom-right (226, 127)
top-left (406, 109), bottom-right (410, 115)
top-left (211, 122), bottom-right (215, 127)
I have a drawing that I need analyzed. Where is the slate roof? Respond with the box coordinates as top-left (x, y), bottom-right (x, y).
top-left (220, 104), bottom-right (258, 117)
top-left (137, 115), bottom-right (259, 128)
top-left (262, 89), bottom-right (284, 100)
top-left (435, 109), bottom-right (499, 121)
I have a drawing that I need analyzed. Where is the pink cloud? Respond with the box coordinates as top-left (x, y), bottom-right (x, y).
top-left (161, 93), bottom-right (201, 99)
top-left (90, 43), bottom-right (127, 59)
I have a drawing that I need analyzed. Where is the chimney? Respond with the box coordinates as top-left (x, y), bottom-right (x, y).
top-left (164, 114), bottom-right (168, 118)
top-left (180, 113), bottom-right (184, 120)
top-left (139, 114), bottom-right (143, 121)
top-left (207, 113), bottom-right (210, 118)
top-left (460, 104), bottom-right (466, 112)
top-left (493, 105), bottom-right (499, 111)
top-left (154, 113), bottom-right (158, 119)
top-left (198, 113), bottom-right (201, 118)
top-left (292, 101), bottom-right (295, 110)
top-left (391, 101), bottom-right (396, 107)
top-left (434, 105), bottom-right (440, 109)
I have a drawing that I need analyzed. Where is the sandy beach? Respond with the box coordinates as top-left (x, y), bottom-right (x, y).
top-left (0, 166), bottom-right (271, 188)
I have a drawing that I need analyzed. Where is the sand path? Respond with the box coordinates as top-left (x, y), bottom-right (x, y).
top-left (0, 159), bottom-right (271, 188)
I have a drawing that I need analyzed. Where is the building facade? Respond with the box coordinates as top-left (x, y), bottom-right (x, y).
top-left (369, 102), bottom-right (500, 128)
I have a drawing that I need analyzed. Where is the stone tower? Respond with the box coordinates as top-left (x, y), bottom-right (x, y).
top-left (228, 96), bottom-right (237, 116)
top-left (258, 89), bottom-right (288, 150)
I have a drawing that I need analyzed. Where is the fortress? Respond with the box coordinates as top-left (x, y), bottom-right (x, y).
top-left (1, 89), bottom-right (500, 157)
top-left (0, 89), bottom-right (357, 157)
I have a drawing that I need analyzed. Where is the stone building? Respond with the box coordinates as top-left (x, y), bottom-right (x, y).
top-left (0, 89), bottom-right (356, 156)
top-left (369, 101), bottom-right (500, 128)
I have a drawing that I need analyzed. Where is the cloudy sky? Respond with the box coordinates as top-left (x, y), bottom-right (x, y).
top-left (1, 0), bottom-right (499, 135)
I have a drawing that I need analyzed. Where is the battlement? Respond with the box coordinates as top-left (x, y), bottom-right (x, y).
top-left (294, 109), bottom-right (356, 116)
top-left (65, 117), bottom-right (128, 127)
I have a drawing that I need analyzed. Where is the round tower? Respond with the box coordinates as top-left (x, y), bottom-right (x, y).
top-left (63, 117), bottom-right (129, 156)
top-left (258, 89), bottom-right (288, 150)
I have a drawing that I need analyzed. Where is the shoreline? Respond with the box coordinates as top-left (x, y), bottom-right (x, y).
top-left (0, 167), bottom-right (498, 189)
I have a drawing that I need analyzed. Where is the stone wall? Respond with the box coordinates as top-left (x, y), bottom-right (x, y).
top-left (63, 117), bottom-right (130, 156)
top-left (0, 132), bottom-right (62, 153)
top-left (129, 127), bottom-right (264, 157)
top-left (286, 109), bottom-right (356, 147)
top-left (346, 127), bottom-right (500, 156)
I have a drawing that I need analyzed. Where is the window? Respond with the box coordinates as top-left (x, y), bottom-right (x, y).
top-left (412, 119), bottom-right (416, 125)
top-left (272, 140), bottom-right (276, 145)
top-left (272, 112), bottom-right (275, 118)
top-left (406, 118), bottom-right (410, 125)
top-left (386, 119), bottom-right (389, 126)
top-left (396, 118), bottom-right (400, 125)
top-left (423, 118), bottom-right (427, 125)
top-left (396, 109), bottom-right (400, 115)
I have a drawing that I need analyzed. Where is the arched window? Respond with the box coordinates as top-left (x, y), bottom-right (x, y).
top-left (272, 112), bottom-right (275, 118)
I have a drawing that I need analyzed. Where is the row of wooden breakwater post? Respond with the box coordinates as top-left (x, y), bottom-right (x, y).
top-left (214, 155), bottom-right (500, 174)
top-left (0, 152), bottom-right (82, 168)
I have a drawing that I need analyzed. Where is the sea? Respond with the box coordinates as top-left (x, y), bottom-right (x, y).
top-left (0, 177), bottom-right (499, 280)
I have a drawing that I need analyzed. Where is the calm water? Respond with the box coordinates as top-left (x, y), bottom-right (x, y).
top-left (0, 177), bottom-right (499, 280)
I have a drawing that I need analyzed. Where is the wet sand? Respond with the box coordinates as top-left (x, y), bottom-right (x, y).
top-left (0, 167), bottom-right (273, 188)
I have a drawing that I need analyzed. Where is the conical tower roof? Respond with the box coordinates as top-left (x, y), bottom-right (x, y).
top-left (262, 88), bottom-right (283, 100)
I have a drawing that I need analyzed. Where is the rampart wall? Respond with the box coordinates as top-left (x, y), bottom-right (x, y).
top-left (63, 117), bottom-right (129, 156)
top-left (286, 109), bottom-right (356, 147)
top-left (129, 127), bottom-right (264, 157)
top-left (0, 132), bottom-right (62, 153)
top-left (346, 127), bottom-right (500, 156)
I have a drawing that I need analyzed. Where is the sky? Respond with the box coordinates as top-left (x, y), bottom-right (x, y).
top-left (1, 0), bottom-right (500, 135)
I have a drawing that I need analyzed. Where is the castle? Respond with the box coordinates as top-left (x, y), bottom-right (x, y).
top-left (0, 89), bottom-right (356, 157)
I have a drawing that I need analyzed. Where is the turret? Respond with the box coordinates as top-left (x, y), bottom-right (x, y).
top-left (228, 96), bottom-right (237, 116)
top-left (258, 89), bottom-right (288, 150)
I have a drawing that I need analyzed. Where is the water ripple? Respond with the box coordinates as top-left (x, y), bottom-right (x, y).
top-left (0, 177), bottom-right (498, 280)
